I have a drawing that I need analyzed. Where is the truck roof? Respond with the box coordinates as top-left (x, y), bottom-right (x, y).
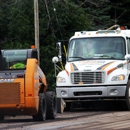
top-left (72, 29), bottom-right (130, 39)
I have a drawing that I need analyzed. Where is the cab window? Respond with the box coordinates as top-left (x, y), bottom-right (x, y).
top-left (2, 50), bottom-right (27, 69)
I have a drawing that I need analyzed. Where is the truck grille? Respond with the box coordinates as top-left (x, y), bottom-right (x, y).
top-left (0, 83), bottom-right (20, 104)
top-left (71, 71), bottom-right (105, 84)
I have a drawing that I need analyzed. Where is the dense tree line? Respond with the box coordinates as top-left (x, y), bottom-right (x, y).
top-left (0, 0), bottom-right (130, 90)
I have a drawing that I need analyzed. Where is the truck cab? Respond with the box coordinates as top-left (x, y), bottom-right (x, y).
top-left (53, 25), bottom-right (130, 110)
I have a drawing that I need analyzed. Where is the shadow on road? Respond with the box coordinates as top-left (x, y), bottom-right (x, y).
top-left (68, 100), bottom-right (127, 112)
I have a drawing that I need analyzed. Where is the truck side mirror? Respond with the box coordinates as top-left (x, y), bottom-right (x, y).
top-left (52, 56), bottom-right (59, 63)
top-left (56, 42), bottom-right (62, 62)
top-left (125, 54), bottom-right (130, 60)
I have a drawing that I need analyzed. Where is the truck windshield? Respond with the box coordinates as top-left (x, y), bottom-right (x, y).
top-left (67, 37), bottom-right (126, 61)
top-left (2, 50), bottom-right (27, 69)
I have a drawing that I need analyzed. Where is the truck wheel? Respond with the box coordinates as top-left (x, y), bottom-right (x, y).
top-left (33, 93), bottom-right (46, 121)
top-left (46, 91), bottom-right (57, 119)
top-left (125, 80), bottom-right (130, 110)
top-left (0, 115), bottom-right (4, 121)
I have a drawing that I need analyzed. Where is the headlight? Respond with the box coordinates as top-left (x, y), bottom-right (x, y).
top-left (111, 75), bottom-right (125, 81)
top-left (57, 77), bottom-right (66, 83)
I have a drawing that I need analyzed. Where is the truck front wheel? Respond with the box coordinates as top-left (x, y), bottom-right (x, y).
top-left (33, 93), bottom-right (46, 121)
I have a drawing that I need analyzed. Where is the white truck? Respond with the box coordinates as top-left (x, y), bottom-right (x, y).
top-left (52, 25), bottom-right (130, 111)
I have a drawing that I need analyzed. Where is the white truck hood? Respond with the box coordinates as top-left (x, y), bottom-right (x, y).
top-left (65, 60), bottom-right (127, 72)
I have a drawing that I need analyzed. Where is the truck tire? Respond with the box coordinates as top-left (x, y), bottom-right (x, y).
top-left (125, 80), bottom-right (130, 110)
top-left (46, 91), bottom-right (57, 119)
top-left (0, 115), bottom-right (4, 121)
top-left (33, 93), bottom-right (46, 121)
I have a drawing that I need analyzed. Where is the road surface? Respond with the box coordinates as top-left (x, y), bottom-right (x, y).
top-left (1, 102), bottom-right (130, 130)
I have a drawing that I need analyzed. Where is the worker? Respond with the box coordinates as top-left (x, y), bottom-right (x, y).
top-left (83, 39), bottom-right (95, 57)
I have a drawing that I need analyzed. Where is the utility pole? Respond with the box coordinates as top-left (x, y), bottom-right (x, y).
top-left (34, 0), bottom-right (40, 64)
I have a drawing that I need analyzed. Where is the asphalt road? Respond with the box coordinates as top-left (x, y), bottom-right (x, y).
top-left (1, 102), bottom-right (130, 130)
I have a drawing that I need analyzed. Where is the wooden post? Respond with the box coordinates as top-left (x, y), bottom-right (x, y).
top-left (34, 0), bottom-right (40, 64)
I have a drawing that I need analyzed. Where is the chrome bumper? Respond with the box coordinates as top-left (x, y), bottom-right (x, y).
top-left (56, 86), bottom-right (126, 98)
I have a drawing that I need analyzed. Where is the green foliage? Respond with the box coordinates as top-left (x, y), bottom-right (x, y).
top-left (109, 0), bottom-right (130, 28)
top-left (0, 0), bottom-right (34, 48)
top-left (51, 0), bottom-right (92, 38)
top-left (74, 0), bottom-right (113, 30)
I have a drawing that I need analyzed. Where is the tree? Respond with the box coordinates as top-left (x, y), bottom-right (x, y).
top-left (73, 0), bottom-right (113, 30)
top-left (109, 0), bottom-right (130, 28)
top-left (0, 0), bottom-right (34, 49)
